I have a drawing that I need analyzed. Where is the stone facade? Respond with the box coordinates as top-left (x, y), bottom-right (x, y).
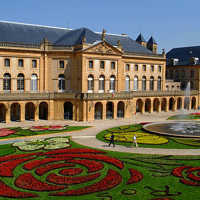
top-left (0, 23), bottom-right (198, 123)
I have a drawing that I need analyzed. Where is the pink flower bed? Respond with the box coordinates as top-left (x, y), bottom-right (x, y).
top-left (0, 128), bottom-right (16, 137)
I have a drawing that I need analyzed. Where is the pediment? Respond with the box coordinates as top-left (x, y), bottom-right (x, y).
top-left (82, 41), bottom-right (122, 55)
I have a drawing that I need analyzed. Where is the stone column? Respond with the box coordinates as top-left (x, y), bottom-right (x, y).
top-left (49, 100), bottom-right (54, 120)
top-left (35, 102), bottom-right (39, 121)
top-left (20, 102), bottom-right (25, 121)
top-left (5, 103), bottom-right (10, 123)
top-left (113, 101), bottom-right (117, 119)
top-left (102, 101), bottom-right (106, 120)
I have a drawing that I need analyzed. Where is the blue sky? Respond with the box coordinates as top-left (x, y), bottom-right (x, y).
top-left (0, 0), bottom-right (199, 52)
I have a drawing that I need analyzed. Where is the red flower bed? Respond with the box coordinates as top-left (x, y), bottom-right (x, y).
top-left (0, 157), bottom-right (35, 177)
top-left (15, 173), bottom-right (65, 191)
top-left (47, 154), bottom-right (124, 169)
top-left (127, 168), bottom-right (143, 184)
top-left (42, 148), bottom-right (105, 156)
top-left (30, 125), bottom-right (65, 131)
top-left (172, 166), bottom-right (200, 186)
top-left (65, 159), bottom-right (104, 173)
top-left (36, 163), bottom-right (75, 176)
top-left (47, 172), bottom-right (100, 185)
top-left (59, 168), bottom-right (83, 176)
top-left (0, 148), bottom-right (143, 198)
top-left (0, 128), bottom-right (16, 137)
top-left (50, 169), bottom-right (122, 196)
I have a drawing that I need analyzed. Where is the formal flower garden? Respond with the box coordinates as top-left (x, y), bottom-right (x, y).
top-left (96, 123), bottom-right (200, 149)
top-left (0, 125), bottom-right (89, 139)
top-left (0, 136), bottom-right (198, 200)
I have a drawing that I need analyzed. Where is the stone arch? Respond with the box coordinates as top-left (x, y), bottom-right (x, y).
top-left (39, 102), bottom-right (48, 120)
top-left (153, 98), bottom-right (160, 112)
top-left (94, 102), bottom-right (103, 120)
top-left (64, 102), bottom-right (73, 120)
top-left (106, 102), bottom-right (114, 119)
top-left (145, 99), bottom-right (151, 113)
top-left (136, 99), bottom-right (143, 113)
top-left (191, 97), bottom-right (196, 109)
top-left (161, 98), bottom-right (167, 111)
top-left (184, 97), bottom-right (190, 110)
top-left (0, 104), bottom-right (6, 122)
top-left (177, 97), bottom-right (182, 110)
top-left (11, 103), bottom-right (21, 121)
top-left (25, 102), bottom-right (35, 120)
top-left (169, 97), bottom-right (175, 111)
top-left (117, 101), bottom-right (125, 118)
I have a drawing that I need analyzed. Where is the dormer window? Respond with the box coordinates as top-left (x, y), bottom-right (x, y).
top-left (172, 58), bottom-right (179, 66)
top-left (192, 57), bottom-right (199, 65)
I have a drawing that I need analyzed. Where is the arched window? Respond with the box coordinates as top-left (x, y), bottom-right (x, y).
top-left (17, 73), bottom-right (24, 91)
top-left (150, 76), bottom-right (154, 90)
top-left (3, 73), bottom-right (11, 91)
top-left (110, 75), bottom-right (115, 92)
top-left (142, 76), bottom-right (146, 91)
top-left (157, 76), bottom-right (161, 90)
top-left (88, 75), bottom-right (94, 92)
top-left (31, 74), bottom-right (38, 91)
top-left (58, 74), bottom-right (65, 91)
top-left (125, 75), bottom-right (130, 91)
top-left (133, 76), bottom-right (138, 91)
top-left (99, 75), bottom-right (105, 92)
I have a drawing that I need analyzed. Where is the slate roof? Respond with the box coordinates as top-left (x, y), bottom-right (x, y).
top-left (167, 46), bottom-right (200, 66)
top-left (0, 21), bottom-right (154, 54)
top-left (136, 33), bottom-right (146, 43)
top-left (147, 36), bottom-right (157, 45)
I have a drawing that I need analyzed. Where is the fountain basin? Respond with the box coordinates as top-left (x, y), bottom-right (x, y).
top-left (143, 121), bottom-right (200, 138)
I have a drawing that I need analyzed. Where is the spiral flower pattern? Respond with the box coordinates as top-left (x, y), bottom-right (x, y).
top-left (0, 148), bottom-right (143, 198)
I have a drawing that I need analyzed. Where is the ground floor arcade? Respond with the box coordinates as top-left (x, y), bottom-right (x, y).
top-left (0, 95), bottom-right (198, 123)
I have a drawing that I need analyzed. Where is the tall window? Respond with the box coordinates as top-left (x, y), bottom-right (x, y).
top-left (151, 65), bottom-right (154, 72)
top-left (17, 73), bottom-right (24, 91)
top-left (157, 76), bottom-right (161, 90)
top-left (134, 64), bottom-right (138, 71)
top-left (191, 70), bottom-right (194, 78)
top-left (3, 73), bottom-right (11, 91)
top-left (110, 75), bottom-right (115, 92)
top-left (88, 75), bottom-right (94, 92)
top-left (4, 58), bottom-right (10, 67)
top-left (158, 65), bottom-right (162, 72)
top-left (142, 76), bottom-right (146, 90)
top-left (150, 76), bottom-right (154, 90)
top-left (100, 61), bottom-right (105, 69)
top-left (99, 75), bottom-right (105, 92)
top-left (59, 60), bottom-right (64, 68)
top-left (125, 75), bottom-right (130, 91)
top-left (31, 74), bottom-right (38, 91)
top-left (32, 60), bottom-right (37, 68)
top-left (58, 74), bottom-right (65, 91)
top-left (125, 64), bottom-right (130, 71)
top-left (18, 59), bottom-right (24, 67)
top-left (89, 60), bottom-right (93, 69)
top-left (143, 65), bottom-right (146, 71)
top-left (133, 76), bottom-right (138, 91)
top-left (111, 62), bottom-right (115, 70)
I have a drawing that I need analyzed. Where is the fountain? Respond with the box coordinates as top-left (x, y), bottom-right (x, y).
top-left (143, 121), bottom-right (200, 138)
top-left (143, 81), bottom-right (200, 138)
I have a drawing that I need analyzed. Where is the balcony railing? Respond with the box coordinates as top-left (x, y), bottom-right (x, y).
top-left (0, 90), bottom-right (198, 101)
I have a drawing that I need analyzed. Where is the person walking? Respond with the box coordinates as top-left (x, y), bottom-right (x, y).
top-left (109, 133), bottom-right (115, 147)
top-left (133, 134), bottom-right (138, 147)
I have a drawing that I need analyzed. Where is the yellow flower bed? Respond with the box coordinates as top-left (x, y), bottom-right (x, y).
top-left (105, 131), bottom-right (168, 144)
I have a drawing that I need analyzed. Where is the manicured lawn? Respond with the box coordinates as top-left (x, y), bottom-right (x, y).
top-left (0, 125), bottom-right (90, 140)
top-left (96, 124), bottom-right (200, 149)
top-left (168, 113), bottom-right (200, 120)
top-left (0, 138), bottom-right (199, 199)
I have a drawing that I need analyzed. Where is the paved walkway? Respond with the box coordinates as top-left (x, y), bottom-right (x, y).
top-left (0, 111), bottom-right (200, 155)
